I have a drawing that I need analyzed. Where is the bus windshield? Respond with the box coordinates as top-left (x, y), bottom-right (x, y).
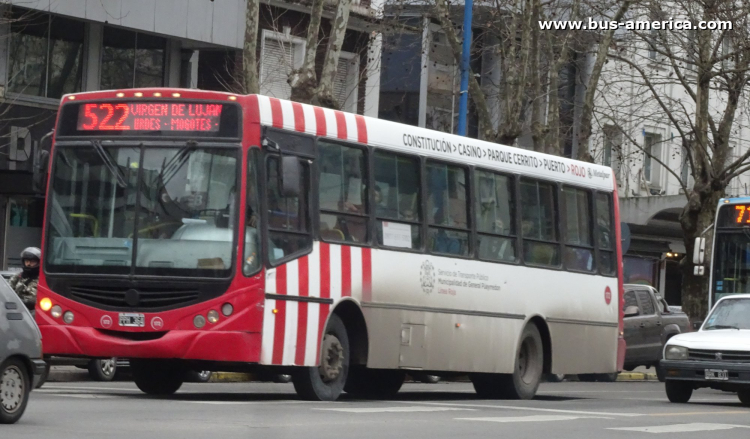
top-left (45, 144), bottom-right (239, 277)
top-left (712, 230), bottom-right (750, 302)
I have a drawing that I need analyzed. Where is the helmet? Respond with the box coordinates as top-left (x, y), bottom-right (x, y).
top-left (20, 247), bottom-right (41, 261)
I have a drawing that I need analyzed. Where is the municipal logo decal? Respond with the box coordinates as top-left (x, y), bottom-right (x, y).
top-left (420, 260), bottom-right (436, 294)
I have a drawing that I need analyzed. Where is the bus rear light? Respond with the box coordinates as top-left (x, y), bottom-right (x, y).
top-left (221, 303), bottom-right (233, 317)
top-left (194, 315), bottom-right (206, 328)
top-left (51, 305), bottom-right (62, 319)
top-left (63, 311), bottom-right (75, 324)
top-left (40, 298), bottom-right (53, 312)
top-left (207, 310), bottom-right (220, 324)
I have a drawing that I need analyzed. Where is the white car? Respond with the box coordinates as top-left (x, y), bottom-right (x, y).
top-left (660, 294), bottom-right (750, 404)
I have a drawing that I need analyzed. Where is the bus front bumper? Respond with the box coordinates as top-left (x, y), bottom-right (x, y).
top-left (39, 324), bottom-right (262, 363)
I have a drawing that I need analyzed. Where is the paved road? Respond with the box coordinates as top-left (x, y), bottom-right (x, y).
top-left (8, 381), bottom-right (750, 438)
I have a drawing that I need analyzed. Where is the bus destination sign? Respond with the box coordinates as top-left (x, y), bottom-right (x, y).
top-left (77, 102), bottom-right (223, 132)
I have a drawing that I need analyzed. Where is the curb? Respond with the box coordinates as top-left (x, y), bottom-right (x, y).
top-left (617, 372), bottom-right (659, 381)
top-left (209, 372), bottom-right (254, 383)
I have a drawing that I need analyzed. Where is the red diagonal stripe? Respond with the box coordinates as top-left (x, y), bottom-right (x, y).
top-left (313, 106), bottom-right (327, 136)
top-left (295, 256), bottom-right (309, 365)
top-left (355, 115), bottom-right (368, 144)
top-left (269, 98), bottom-right (283, 128)
top-left (335, 111), bottom-right (347, 139)
top-left (317, 243), bottom-right (331, 364)
top-left (292, 102), bottom-right (305, 133)
top-left (341, 245), bottom-right (351, 297)
top-left (272, 264), bottom-right (287, 365)
top-left (362, 247), bottom-right (372, 302)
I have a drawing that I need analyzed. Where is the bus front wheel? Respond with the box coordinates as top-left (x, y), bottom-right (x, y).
top-left (293, 314), bottom-right (349, 401)
top-left (131, 360), bottom-right (184, 396)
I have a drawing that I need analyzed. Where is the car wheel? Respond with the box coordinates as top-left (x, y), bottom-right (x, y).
top-left (545, 373), bottom-right (566, 383)
top-left (88, 358), bottom-right (117, 382)
top-left (272, 374), bottom-right (292, 383)
top-left (665, 380), bottom-right (693, 403)
top-left (578, 374), bottom-right (598, 382)
top-left (0, 358), bottom-right (31, 424)
top-left (292, 314), bottom-right (349, 401)
top-left (418, 374), bottom-right (440, 384)
top-left (595, 373), bottom-right (619, 382)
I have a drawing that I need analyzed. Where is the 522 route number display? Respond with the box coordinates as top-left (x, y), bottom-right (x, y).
top-left (76, 102), bottom-right (223, 132)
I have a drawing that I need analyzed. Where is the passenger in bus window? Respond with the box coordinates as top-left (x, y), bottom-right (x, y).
top-left (565, 247), bottom-right (593, 271)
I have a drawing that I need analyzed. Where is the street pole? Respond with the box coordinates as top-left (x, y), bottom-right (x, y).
top-left (457, 0), bottom-right (472, 136)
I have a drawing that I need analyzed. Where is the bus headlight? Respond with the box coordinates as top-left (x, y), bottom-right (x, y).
top-left (51, 305), bottom-right (63, 319)
top-left (207, 310), bottom-right (220, 324)
top-left (665, 345), bottom-right (688, 360)
top-left (221, 303), bottom-right (233, 317)
top-left (194, 315), bottom-right (206, 328)
top-left (63, 311), bottom-right (75, 324)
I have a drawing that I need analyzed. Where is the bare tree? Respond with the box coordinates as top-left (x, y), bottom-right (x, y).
top-left (594, 0), bottom-right (750, 321)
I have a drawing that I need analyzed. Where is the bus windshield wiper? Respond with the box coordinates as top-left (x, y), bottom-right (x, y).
top-left (91, 140), bottom-right (127, 188)
top-left (159, 141), bottom-right (197, 188)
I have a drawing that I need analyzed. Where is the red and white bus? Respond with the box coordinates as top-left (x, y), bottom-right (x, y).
top-left (36, 88), bottom-right (625, 400)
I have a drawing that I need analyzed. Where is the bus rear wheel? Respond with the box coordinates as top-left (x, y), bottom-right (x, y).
top-left (472, 324), bottom-right (544, 400)
top-left (131, 360), bottom-right (184, 396)
top-left (345, 367), bottom-right (404, 399)
top-left (293, 314), bottom-right (349, 401)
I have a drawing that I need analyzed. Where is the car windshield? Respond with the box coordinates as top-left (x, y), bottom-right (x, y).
top-left (703, 298), bottom-right (750, 330)
top-left (712, 231), bottom-right (750, 303)
top-left (45, 144), bottom-right (239, 277)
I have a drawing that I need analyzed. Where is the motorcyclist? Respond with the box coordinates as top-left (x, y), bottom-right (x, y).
top-left (8, 247), bottom-right (41, 311)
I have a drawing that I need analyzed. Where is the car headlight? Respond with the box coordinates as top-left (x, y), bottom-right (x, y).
top-left (665, 345), bottom-right (688, 360)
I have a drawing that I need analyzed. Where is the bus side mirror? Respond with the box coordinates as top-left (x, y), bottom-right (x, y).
top-left (281, 156), bottom-right (301, 198)
top-left (32, 149), bottom-right (49, 193)
top-left (693, 237), bottom-right (705, 264)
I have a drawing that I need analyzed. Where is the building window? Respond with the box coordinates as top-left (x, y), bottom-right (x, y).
top-left (520, 178), bottom-right (560, 266)
top-left (643, 132), bottom-right (662, 186)
top-left (379, 30), bottom-right (421, 126)
top-left (7, 8), bottom-right (84, 99)
top-left (425, 26), bottom-right (459, 133)
top-left (602, 125), bottom-right (622, 182)
top-left (475, 170), bottom-right (516, 263)
top-left (101, 27), bottom-right (166, 90)
top-left (334, 52), bottom-right (360, 112)
top-left (259, 30), bottom-right (305, 99)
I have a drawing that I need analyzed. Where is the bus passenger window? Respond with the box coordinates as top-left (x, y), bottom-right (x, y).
top-left (563, 186), bottom-right (594, 272)
top-left (596, 193), bottom-right (616, 276)
top-left (373, 152), bottom-right (421, 249)
top-left (243, 150), bottom-right (261, 275)
top-left (476, 170), bottom-right (516, 262)
top-left (318, 141), bottom-right (368, 243)
top-left (266, 156), bottom-right (312, 263)
top-left (520, 179), bottom-right (560, 266)
top-left (427, 162), bottom-right (469, 256)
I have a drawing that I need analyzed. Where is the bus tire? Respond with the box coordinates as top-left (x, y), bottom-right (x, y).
top-left (293, 314), bottom-right (349, 401)
top-left (131, 360), bottom-right (184, 396)
top-left (345, 367), bottom-right (404, 399)
top-left (665, 380), bottom-right (692, 403)
top-left (501, 324), bottom-right (544, 399)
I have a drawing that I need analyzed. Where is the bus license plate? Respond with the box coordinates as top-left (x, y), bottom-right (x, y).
top-left (705, 369), bottom-right (729, 380)
top-left (119, 313), bottom-right (145, 327)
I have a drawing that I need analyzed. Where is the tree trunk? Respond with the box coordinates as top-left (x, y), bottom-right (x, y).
top-left (576, 0), bottom-right (631, 162)
top-left (314, 0), bottom-right (353, 109)
top-left (529, 0), bottom-right (544, 152)
top-left (679, 187), bottom-right (720, 323)
top-left (243, 0), bottom-right (261, 94)
top-left (290, 0), bottom-right (326, 103)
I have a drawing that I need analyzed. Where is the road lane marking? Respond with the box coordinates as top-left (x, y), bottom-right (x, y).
top-left (457, 415), bottom-right (612, 423)
top-left (609, 423), bottom-right (750, 433)
top-left (315, 407), bottom-right (476, 413)
top-left (647, 411), bottom-right (750, 417)
top-left (398, 401), bottom-right (644, 417)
